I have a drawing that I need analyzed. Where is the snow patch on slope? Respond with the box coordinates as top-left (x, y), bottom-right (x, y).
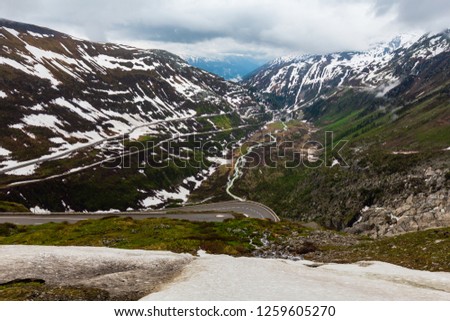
top-left (1, 160), bottom-right (39, 176)
top-left (30, 206), bottom-right (51, 214)
top-left (0, 147), bottom-right (11, 156)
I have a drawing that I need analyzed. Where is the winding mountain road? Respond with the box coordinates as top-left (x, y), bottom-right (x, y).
top-left (0, 112), bottom-right (234, 176)
top-left (0, 200), bottom-right (280, 225)
top-left (5, 123), bottom-right (260, 188)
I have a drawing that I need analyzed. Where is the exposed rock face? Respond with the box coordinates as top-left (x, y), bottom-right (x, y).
top-left (346, 166), bottom-right (449, 238)
top-left (0, 246), bottom-right (193, 300)
top-left (253, 230), bottom-right (359, 260)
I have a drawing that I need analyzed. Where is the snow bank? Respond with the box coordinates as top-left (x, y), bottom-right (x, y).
top-left (1, 245), bottom-right (448, 300)
top-left (142, 253), bottom-right (450, 301)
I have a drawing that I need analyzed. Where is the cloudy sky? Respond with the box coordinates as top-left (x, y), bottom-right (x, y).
top-left (1, 0), bottom-right (449, 61)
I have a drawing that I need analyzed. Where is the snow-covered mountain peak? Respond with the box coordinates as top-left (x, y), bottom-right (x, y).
top-left (375, 33), bottom-right (421, 51)
top-left (244, 30), bottom-right (450, 109)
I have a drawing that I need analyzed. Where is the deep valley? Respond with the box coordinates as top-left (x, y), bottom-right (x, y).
top-left (0, 17), bottom-right (449, 302)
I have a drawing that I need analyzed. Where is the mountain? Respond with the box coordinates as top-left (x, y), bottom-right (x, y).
top-left (184, 55), bottom-right (264, 81)
top-left (244, 32), bottom-right (450, 112)
top-left (211, 31), bottom-right (449, 235)
top-left (0, 18), bottom-right (448, 238)
top-left (0, 19), bottom-right (269, 212)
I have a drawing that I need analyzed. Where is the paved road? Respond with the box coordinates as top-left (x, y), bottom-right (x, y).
top-left (0, 213), bottom-right (236, 224)
top-left (183, 200), bottom-right (279, 221)
top-left (0, 201), bottom-right (279, 225)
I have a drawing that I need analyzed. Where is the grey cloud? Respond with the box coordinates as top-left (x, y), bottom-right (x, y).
top-left (0, 0), bottom-right (448, 59)
top-left (115, 24), bottom-right (225, 43)
top-left (374, 0), bottom-right (450, 29)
